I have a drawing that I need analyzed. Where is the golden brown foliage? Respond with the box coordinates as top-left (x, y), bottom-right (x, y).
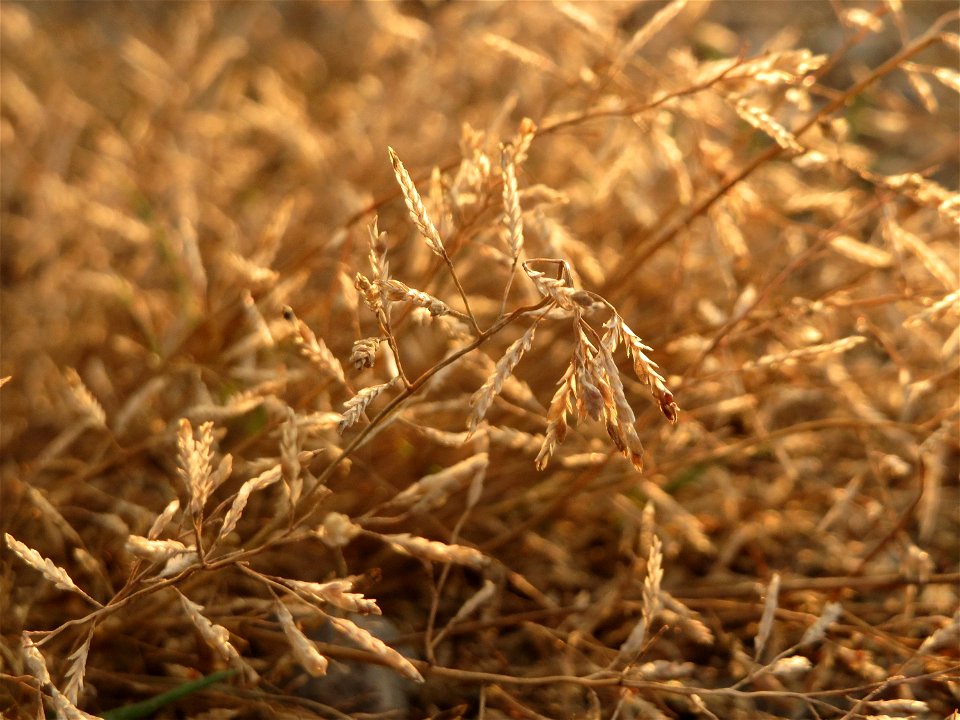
top-left (2, 2), bottom-right (958, 718)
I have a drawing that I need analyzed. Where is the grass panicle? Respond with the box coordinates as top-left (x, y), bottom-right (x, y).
top-left (3, 4), bottom-right (958, 718)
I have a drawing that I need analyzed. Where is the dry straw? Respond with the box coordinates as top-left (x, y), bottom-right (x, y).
top-left (4, 4), bottom-right (959, 717)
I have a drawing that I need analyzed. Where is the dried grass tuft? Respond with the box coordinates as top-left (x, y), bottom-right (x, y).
top-left (3, 4), bottom-right (957, 718)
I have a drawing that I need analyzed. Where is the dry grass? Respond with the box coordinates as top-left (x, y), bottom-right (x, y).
top-left (2, 2), bottom-right (959, 718)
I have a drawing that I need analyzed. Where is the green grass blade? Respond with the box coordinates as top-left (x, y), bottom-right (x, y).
top-left (100, 669), bottom-right (238, 720)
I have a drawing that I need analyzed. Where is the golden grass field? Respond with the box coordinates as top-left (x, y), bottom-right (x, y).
top-left (1, 1), bottom-right (959, 718)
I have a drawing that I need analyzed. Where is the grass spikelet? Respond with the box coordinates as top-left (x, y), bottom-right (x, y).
top-left (125, 535), bottom-right (193, 562)
top-left (641, 535), bottom-right (664, 624)
top-left (282, 577), bottom-right (381, 615)
top-left (520, 183), bottom-right (567, 208)
top-left (389, 453), bottom-right (489, 512)
top-left (5, 533), bottom-right (99, 606)
top-left (296, 411), bottom-right (343, 434)
top-left (431, 578), bottom-right (497, 649)
top-left (842, 7), bottom-right (885, 33)
top-left (226, 252), bottom-right (279, 287)
top-left (23, 638), bottom-right (99, 719)
top-left (283, 307), bottom-right (347, 384)
top-left (367, 216), bottom-right (389, 283)
top-left (158, 551), bottom-right (199, 578)
top-left (380, 279), bottom-right (461, 319)
top-left (350, 337), bottom-right (382, 370)
top-left (409, 423), bottom-right (472, 447)
top-left (147, 498), bottom-right (180, 540)
top-left (828, 234), bottom-right (893, 268)
top-left (630, 660), bottom-right (695, 681)
top-left (64, 368), bottom-right (106, 429)
top-left (597, 339), bottom-right (645, 471)
top-left (177, 418), bottom-right (213, 510)
top-left (607, 315), bottom-right (678, 423)
top-left (522, 258), bottom-right (594, 311)
top-left (500, 145), bottom-right (524, 262)
top-left (553, 1), bottom-right (608, 41)
top-left (328, 616), bottom-right (424, 683)
top-left (216, 464), bottom-right (282, 545)
top-left (769, 656), bottom-right (812, 676)
top-left (186, 395), bottom-right (270, 423)
top-left (620, 534), bottom-right (664, 658)
top-left (255, 195), bottom-right (295, 267)
top-left (448, 579), bottom-right (496, 626)
top-left (22, 633), bottom-right (52, 687)
top-left (482, 33), bottom-right (569, 82)
top-left (904, 289), bottom-right (960, 326)
top-left (718, 48), bottom-right (826, 83)
top-left (113, 376), bottom-right (167, 436)
top-left (177, 590), bottom-right (254, 679)
top-left (511, 116), bottom-right (538, 165)
top-left (616, 0), bottom-right (688, 71)
top-left (937, 196), bottom-right (959, 226)
top-left (276, 601), bottom-right (329, 677)
top-left (866, 699), bottom-right (930, 714)
top-left (378, 532), bottom-right (489, 569)
top-left (733, 98), bottom-right (804, 153)
top-left (469, 322), bottom-right (538, 435)
top-left (62, 630), bottom-right (93, 705)
top-left (388, 146), bottom-right (445, 257)
top-left (487, 425), bottom-right (545, 453)
top-left (931, 64), bottom-right (960, 92)
top-left (906, 67), bottom-right (939, 113)
top-left (21, 483), bottom-right (84, 549)
top-left (56, 692), bottom-right (98, 720)
top-left (746, 335), bottom-right (867, 371)
top-left (280, 406), bottom-right (302, 506)
top-left (338, 378), bottom-right (397, 434)
top-left (654, 112), bottom-right (694, 205)
top-left (25, 635), bottom-right (104, 720)
top-left (799, 601), bottom-right (843, 646)
top-left (754, 572), bottom-right (781, 661)
top-left (884, 216), bottom-right (958, 290)
top-left (241, 290), bottom-right (275, 349)
top-left (919, 610), bottom-right (960, 654)
top-left (536, 362), bottom-right (575, 470)
top-left (710, 201), bottom-right (749, 260)
top-left (177, 419), bottom-right (232, 517)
